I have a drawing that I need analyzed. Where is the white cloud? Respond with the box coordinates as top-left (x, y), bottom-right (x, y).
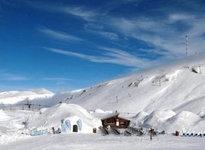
top-left (6, 76), bottom-right (29, 81)
top-left (46, 47), bottom-right (150, 68)
top-left (47, 48), bottom-right (95, 60)
top-left (63, 6), bottom-right (97, 21)
top-left (25, 1), bottom-right (205, 64)
top-left (98, 47), bottom-right (149, 67)
top-left (39, 28), bottom-right (83, 42)
top-left (108, 14), bottom-right (205, 57)
top-left (169, 14), bottom-right (194, 23)
top-left (97, 31), bottom-right (119, 40)
top-left (84, 23), bottom-right (119, 40)
top-left (0, 73), bottom-right (30, 81)
top-left (24, 1), bottom-right (98, 21)
top-left (43, 77), bottom-right (71, 81)
top-left (87, 29), bottom-right (119, 40)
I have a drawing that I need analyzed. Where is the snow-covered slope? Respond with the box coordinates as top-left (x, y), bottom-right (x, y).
top-left (2, 54), bottom-right (205, 115)
top-left (55, 53), bottom-right (205, 115)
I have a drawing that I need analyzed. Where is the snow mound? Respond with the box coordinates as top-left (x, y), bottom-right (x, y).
top-left (131, 110), bottom-right (205, 133)
top-left (94, 109), bottom-right (107, 113)
top-left (0, 109), bottom-right (11, 121)
top-left (150, 110), bottom-right (176, 121)
top-left (132, 111), bottom-right (148, 126)
top-left (139, 110), bottom-right (176, 128)
top-left (165, 111), bottom-right (201, 133)
top-left (28, 103), bottom-right (101, 133)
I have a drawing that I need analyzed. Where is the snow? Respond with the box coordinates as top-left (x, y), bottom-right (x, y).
top-left (27, 103), bottom-right (101, 133)
top-left (1, 134), bottom-right (205, 150)
top-left (0, 109), bottom-right (11, 121)
top-left (0, 88), bottom-right (54, 104)
top-left (1, 54), bottom-right (205, 148)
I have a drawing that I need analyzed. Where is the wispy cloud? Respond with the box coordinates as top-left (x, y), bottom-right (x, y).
top-left (96, 31), bottom-right (119, 40)
top-left (26, 0), bottom-right (205, 64)
top-left (43, 77), bottom-right (71, 81)
top-left (0, 72), bottom-right (30, 81)
top-left (169, 14), bottom-right (195, 23)
top-left (62, 6), bottom-right (97, 21)
top-left (24, 1), bottom-right (98, 21)
top-left (86, 29), bottom-right (119, 40)
top-left (46, 47), bottom-right (149, 68)
top-left (98, 47), bottom-right (149, 67)
top-left (39, 27), bottom-right (83, 42)
top-left (5, 76), bottom-right (30, 81)
top-left (84, 23), bottom-right (119, 40)
top-left (47, 48), bottom-right (95, 60)
top-left (109, 13), bottom-right (205, 57)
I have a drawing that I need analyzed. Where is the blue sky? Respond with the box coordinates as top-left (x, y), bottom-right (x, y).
top-left (1, 0), bottom-right (205, 92)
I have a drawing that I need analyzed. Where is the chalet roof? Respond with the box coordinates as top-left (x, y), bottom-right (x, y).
top-left (101, 113), bottom-right (130, 121)
top-left (101, 113), bottom-right (119, 120)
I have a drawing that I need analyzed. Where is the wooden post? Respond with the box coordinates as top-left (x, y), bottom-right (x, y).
top-left (93, 128), bottom-right (97, 133)
top-left (175, 131), bottom-right (180, 136)
top-left (52, 127), bottom-right (55, 134)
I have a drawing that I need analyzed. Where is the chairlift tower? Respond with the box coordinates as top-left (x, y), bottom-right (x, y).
top-left (24, 99), bottom-right (34, 109)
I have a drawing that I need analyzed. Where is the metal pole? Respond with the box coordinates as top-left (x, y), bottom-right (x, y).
top-left (186, 35), bottom-right (188, 56)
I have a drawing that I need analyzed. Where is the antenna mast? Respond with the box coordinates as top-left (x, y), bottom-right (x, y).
top-left (185, 35), bottom-right (188, 56)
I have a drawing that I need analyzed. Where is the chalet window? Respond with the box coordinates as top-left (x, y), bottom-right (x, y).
top-left (120, 122), bottom-right (124, 125)
top-left (107, 118), bottom-right (114, 123)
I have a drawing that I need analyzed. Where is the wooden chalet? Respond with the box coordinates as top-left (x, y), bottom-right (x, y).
top-left (101, 113), bottom-right (130, 129)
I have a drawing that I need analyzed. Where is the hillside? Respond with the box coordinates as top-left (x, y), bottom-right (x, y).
top-left (2, 54), bottom-right (205, 114)
top-left (31, 54), bottom-right (205, 115)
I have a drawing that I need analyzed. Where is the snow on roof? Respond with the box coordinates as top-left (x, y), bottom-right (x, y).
top-left (101, 113), bottom-right (119, 120)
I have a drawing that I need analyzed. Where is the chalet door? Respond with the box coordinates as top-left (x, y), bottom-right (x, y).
top-left (116, 119), bottom-right (119, 126)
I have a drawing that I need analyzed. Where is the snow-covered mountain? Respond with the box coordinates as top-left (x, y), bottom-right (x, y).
top-left (26, 53), bottom-right (205, 115)
top-left (1, 54), bottom-right (205, 146)
top-left (0, 88), bottom-right (54, 104)
top-left (2, 54), bottom-right (205, 115)
top-left (78, 54), bottom-right (204, 113)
